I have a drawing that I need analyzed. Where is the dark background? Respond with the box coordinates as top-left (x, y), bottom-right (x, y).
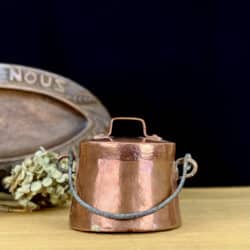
top-left (0, 0), bottom-right (249, 186)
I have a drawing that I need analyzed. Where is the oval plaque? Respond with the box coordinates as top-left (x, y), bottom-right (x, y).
top-left (0, 63), bottom-right (110, 174)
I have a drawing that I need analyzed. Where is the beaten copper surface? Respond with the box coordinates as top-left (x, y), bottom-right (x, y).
top-left (0, 63), bottom-right (110, 174)
top-left (70, 138), bottom-right (181, 232)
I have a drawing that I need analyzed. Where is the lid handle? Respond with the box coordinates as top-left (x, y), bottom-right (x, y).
top-left (107, 117), bottom-right (148, 137)
top-left (106, 117), bottom-right (162, 141)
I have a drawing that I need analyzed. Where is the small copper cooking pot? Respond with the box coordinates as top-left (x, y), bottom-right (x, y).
top-left (63, 117), bottom-right (198, 232)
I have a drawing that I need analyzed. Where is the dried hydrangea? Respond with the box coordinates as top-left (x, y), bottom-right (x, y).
top-left (2, 147), bottom-right (75, 211)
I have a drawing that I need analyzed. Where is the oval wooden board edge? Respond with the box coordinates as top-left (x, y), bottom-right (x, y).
top-left (0, 63), bottom-right (110, 173)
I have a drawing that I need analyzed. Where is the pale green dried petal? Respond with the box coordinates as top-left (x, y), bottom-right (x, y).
top-left (21, 161), bottom-right (27, 169)
top-left (24, 158), bottom-right (32, 166)
top-left (50, 195), bottom-right (59, 205)
top-left (51, 169), bottom-right (62, 179)
top-left (25, 192), bottom-right (35, 201)
top-left (2, 176), bottom-right (13, 188)
top-left (43, 157), bottom-right (50, 165)
top-left (59, 160), bottom-right (68, 171)
top-left (44, 164), bottom-right (57, 175)
top-left (47, 187), bottom-right (55, 194)
top-left (56, 185), bottom-right (64, 195)
top-left (19, 199), bottom-right (38, 210)
top-left (11, 164), bottom-right (22, 175)
top-left (49, 163), bottom-right (57, 169)
top-left (19, 184), bottom-right (30, 194)
top-left (36, 166), bottom-right (44, 173)
top-left (14, 189), bottom-right (24, 200)
top-left (42, 177), bottom-right (53, 187)
top-left (18, 199), bottom-right (28, 207)
top-left (23, 172), bottom-right (33, 184)
top-left (56, 173), bottom-right (67, 183)
top-left (31, 181), bottom-right (42, 192)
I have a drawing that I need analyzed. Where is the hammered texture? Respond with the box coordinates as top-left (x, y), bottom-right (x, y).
top-left (70, 139), bottom-right (181, 232)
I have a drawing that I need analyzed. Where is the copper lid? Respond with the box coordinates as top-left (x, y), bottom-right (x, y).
top-left (79, 117), bottom-right (175, 161)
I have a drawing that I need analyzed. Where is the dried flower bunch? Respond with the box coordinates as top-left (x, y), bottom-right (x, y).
top-left (2, 147), bottom-right (75, 211)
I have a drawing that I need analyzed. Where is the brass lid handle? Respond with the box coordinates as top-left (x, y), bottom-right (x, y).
top-left (106, 117), bottom-right (162, 141)
top-left (107, 117), bottom-right (148, 137)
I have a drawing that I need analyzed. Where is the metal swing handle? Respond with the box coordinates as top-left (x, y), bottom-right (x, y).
top-left (61, 150), bottom-right (198, 220)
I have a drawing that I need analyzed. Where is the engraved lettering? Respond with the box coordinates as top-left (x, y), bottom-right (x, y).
top-left (40, 74), bottom-right (52, 88)
top-left (9, 68), bottom-right (23, 82)
top-left (24, 71), bottom-right (37, 85)
top-left (9, 67), bottom-right (67, 94)
top-left (54, 78), bottom-right (66, 93)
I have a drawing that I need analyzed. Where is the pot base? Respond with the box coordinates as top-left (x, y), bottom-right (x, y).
top-left (70, 222), bottom-right (182, 233)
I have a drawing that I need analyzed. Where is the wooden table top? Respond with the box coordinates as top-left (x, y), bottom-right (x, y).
top-left (0, 187), bottom-right (249, 250)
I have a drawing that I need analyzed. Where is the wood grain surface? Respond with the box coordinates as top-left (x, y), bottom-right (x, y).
top-left (0, 63), bottom-right (110, 175)
top-left (0, 188), bottom-right (249, 250)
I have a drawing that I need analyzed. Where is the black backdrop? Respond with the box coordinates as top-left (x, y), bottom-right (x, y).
top-left (0, 0), bottom-right (249, 186)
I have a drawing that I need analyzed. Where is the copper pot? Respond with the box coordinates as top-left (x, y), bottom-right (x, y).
top-left (63, 117), bottom-right (198, 232)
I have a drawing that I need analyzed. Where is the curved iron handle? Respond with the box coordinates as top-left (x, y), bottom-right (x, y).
top-left (61, 150), bottom-right (198, 220)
